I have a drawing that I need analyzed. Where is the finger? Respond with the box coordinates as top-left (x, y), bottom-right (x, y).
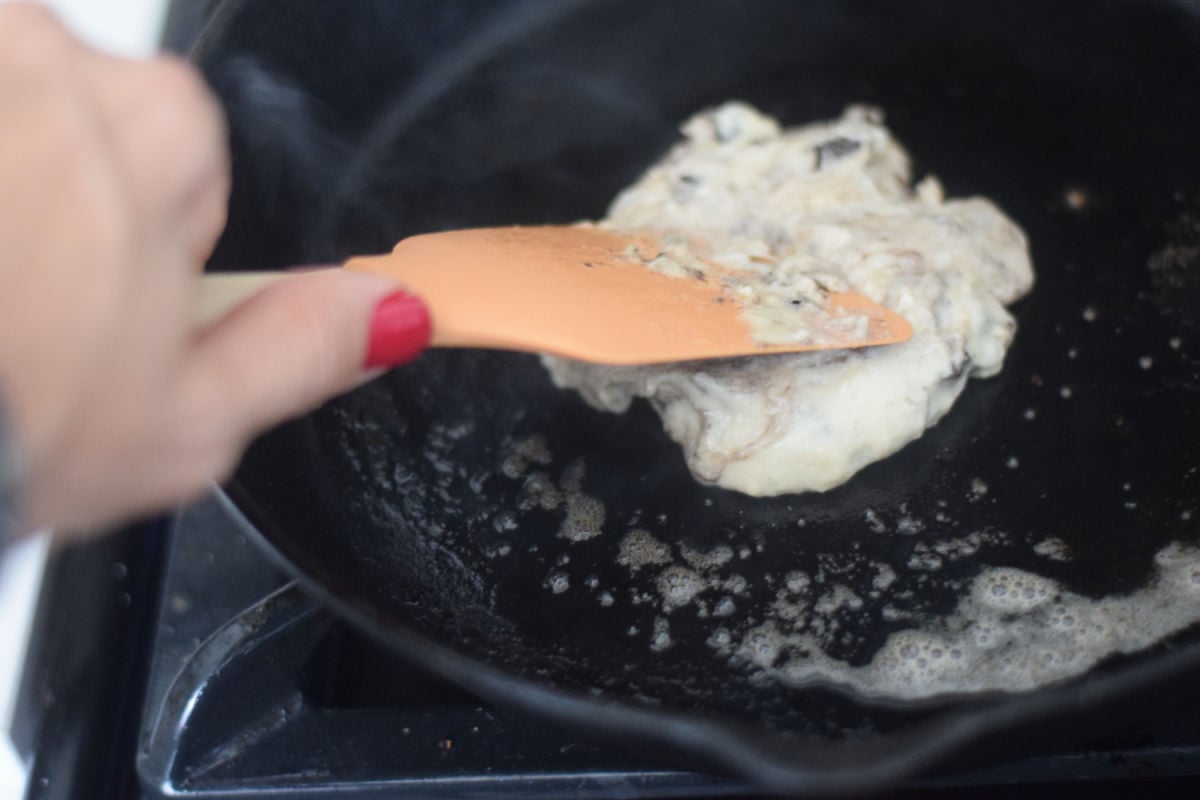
top-left (179, 270), bottom-right (431, 441)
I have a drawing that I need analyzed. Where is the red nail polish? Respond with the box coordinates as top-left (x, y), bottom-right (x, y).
top-left (365, 290), bottom-right (432, 369)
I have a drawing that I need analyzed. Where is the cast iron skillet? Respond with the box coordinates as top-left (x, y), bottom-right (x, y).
top-left (196, 0), bottom-right (1200, 792)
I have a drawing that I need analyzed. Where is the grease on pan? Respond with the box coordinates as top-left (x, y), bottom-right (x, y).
top-left (499, 434), bottom-right (1200, 700)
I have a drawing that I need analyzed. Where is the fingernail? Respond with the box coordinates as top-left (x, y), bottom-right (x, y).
top-left (365, 290), bottom-right (431, 369)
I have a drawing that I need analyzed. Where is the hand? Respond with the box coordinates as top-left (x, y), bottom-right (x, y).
top-left (0, 4), bottom-right (430, 538)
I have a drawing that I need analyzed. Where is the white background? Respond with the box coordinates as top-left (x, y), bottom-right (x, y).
top-left (20, 0), bottom-right (168, 56)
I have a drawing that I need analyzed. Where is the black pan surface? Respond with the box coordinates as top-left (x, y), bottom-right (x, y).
top-left (199, 0), bottom-right (1200, 791)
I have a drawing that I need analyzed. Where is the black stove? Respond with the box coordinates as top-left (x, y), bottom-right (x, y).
top-left (138, 499), bottom-right (742, 799)
top-left (13, 495), bottom-right (1200, 800)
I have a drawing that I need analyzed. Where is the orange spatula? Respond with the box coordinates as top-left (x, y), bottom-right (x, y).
top-left (199, 225), bottom-right (911, 365)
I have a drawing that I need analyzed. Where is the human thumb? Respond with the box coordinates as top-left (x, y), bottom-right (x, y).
top-left (182, 269), bottom-right (430, 441)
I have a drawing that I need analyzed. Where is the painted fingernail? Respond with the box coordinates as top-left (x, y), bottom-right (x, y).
top-left (365, 290), bottom-right (431, 369)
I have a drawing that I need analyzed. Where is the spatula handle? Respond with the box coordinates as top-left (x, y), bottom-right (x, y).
top-left (197, 271), bottom-right (296, 326)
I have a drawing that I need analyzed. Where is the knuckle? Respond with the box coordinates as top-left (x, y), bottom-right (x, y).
top-left (0, 3), bottom-right (72, 72)
top-left (281, 289), bottom-right (359, 385)
top-left (147, 57), bottom-right (223, 125)
top-left (139, 57), bottom-right (230, 195)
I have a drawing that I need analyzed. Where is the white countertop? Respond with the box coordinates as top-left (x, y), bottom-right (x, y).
top-left (29, 0), bottom-right (168, 57)
top-left (0, 4), bottom-right (172, 796)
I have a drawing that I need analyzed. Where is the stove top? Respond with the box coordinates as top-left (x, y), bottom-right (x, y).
top-left (10, 494), bottom-right (1200, 800)
top-left (137, 499), bottom-right (743, 799)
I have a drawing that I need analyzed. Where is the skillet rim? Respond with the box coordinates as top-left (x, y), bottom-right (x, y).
top-left (215, 481), bottom-right (1200, 794)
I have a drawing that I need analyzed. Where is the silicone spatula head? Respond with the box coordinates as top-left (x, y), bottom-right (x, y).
top-left (344, 225), bottom-right (912, 365)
